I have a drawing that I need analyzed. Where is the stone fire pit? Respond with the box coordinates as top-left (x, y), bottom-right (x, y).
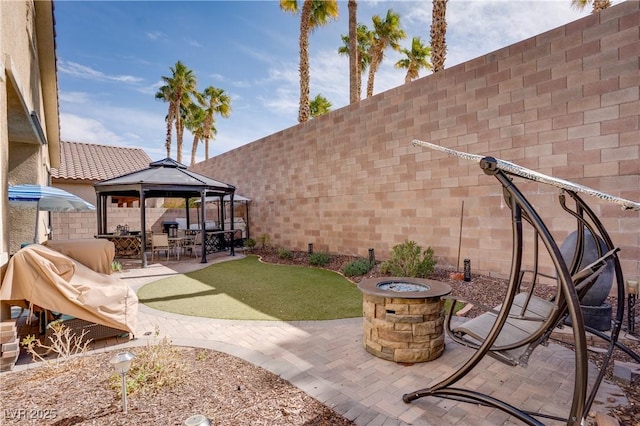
top-left (358, 277), bottom-right (452, 363)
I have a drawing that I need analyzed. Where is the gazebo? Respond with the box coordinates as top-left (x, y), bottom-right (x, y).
top-left (94, 158), bottom-right (236, 267)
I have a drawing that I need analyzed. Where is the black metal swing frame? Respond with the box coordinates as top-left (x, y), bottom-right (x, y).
top-left (403, 142), bottom-right (640, 426)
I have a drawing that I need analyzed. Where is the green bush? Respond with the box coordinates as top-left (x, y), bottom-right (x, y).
top-left (343, 259), bottom-right (373, 277)
top-left (309, 252), bottom-right (331, 267)
top-left (277, 247), bottom-right (293, 259)
top-left (111, 260), bottom-right (122, 272)
top-left (380, 240), bottom-right (436, 278)
top-left (244, 237), bottom-right (256, 249)
top-left (258, 233), bottom-right (271, 248)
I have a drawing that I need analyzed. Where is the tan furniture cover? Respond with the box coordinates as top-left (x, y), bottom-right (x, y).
top-left (0, 245), bottom-right (137, 334)
top-left (43, 238), bottom-right (115, 275)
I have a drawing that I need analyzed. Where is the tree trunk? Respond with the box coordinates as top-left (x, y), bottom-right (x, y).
top-left (348, 0), bottom-right (358, 104)
top-left (176, 121), bottom-right (184, 164)
top-left (298, 0), bottom-right (313, 123)
top-left (366, 49), bottom-right (381, 98)
top-left (165, 103), bottom-right (175, 159)
top-left (430, 0), bottom-right (448, 73)
top-left (190, 135), bottom-right (199, 166)
top-left (592, 0), bottom-right (611, 12)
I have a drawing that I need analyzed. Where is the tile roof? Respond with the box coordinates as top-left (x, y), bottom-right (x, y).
top-left (51, 141), bottom-right (153, 182)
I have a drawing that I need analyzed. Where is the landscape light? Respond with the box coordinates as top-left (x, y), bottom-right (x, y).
top-left (184, 414), bottom-right (211, 425)
top-left (110, 351), bottom-right (135, 414)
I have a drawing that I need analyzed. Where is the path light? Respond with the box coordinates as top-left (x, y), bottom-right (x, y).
top-left (627, 280), bottom-right (638, 334)
top-left (110, 351), bottom-right (135, 414)
top-left (184, 414), bottom-right (211, 425)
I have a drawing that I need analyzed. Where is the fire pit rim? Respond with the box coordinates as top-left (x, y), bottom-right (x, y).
top-left (358, 276), bottom-right (451, 299)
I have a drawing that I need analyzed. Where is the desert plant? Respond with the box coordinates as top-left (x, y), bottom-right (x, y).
top-left (20, 320), bottom-right (92, 368)
top-left (244, 237), bottom-right (256, 249)
top-left (343, 259), bottom-right (373, 277)
top-left (110, 327), bottom-right (189, 397)
top-left (258, 233), bottom-right (271, 249)
top-left (111, 260), bottom-right (123, 272)
top-left (277, 247), bottom-right (293, 260)
top-left (309, 252), bottom-right (331, 267)
top-left (380, 240), bottom-right (436, 278)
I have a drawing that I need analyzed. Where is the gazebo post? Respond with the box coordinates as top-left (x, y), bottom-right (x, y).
top-left (200, 190), bottom-right (207, 264)
top-left (140, 190), bottom-right (147, 268)
top-left (230, 193), bottom-right (235, 256)
top-left (184, 197), bottom-right (191, 229)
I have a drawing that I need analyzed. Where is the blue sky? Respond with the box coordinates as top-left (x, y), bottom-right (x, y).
top-left (54, 0), bottom-right (596, 163)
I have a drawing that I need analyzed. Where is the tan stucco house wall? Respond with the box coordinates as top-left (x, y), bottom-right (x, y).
top-left (1, 0), bottom-right (60, 271)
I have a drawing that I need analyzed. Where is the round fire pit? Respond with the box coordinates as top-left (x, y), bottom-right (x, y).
top-left (358, 277), bottom-right (451, 363)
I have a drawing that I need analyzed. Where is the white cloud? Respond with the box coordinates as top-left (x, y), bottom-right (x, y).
top-left (146, 31), bottom-right (166, 41)
top-left (231, 80), bottom-right (251, 88)
top-left (60, 113), bottom-right (123, 145)
top-left (58, 91), bottom-right (90, 104)
top-left (58, 60), bottom-right (143, 83)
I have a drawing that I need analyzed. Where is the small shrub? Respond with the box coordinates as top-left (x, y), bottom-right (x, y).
top-left (309, 252), bottom-right (331, 267)
top-left (244, 237), bottom-right (256, 249)
top-left (111, 260), bottom-right (122, 272)
top-left (343, 259), bottom-right (373, 277)
top-left (380, 240), bottom-right (437, 278)
top-left (21, 321), bottom-right (92, 369)
top-left (277, 247), bottom-right (293, 259)
top-left (110, 327), bottom-right (189, 397)
top-left (258, 233), bottom-right (271, 249)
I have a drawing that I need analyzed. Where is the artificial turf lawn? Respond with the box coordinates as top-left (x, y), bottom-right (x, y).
top-left (137, 255), bottom-right (363, 321)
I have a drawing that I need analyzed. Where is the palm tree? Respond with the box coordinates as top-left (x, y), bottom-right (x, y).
top-left (309, 94), bottom-right (332, 118)
top-left (365, 9), bottom-right (406, 98)
top-left (570, 0), bottom-right (611, 12)
top-left (184, 103), bottom-right (207, 166)
top-left (199, 86), bottom-right (231, 160)
top-left (430, 0), bottom-right (448, 73)
top-left (339, 23), bottom-right (373, 101)
top-left (155, 61), bottom-right (197, 162)
top-left (348, 0), bottom-right (358, 104)
top-left (155, 84), bottom-right (177, 159)
top-left (395, 37), bottom-right (432, 83)
top-left (280, 0), bottom-right (339, 123)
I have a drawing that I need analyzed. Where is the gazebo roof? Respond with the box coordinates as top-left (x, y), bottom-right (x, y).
top-left (94, 157), bottom-right (235, 199)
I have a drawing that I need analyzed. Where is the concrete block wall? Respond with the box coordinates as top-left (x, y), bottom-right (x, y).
top-left (190, 2), bottom-right (639, 280)
top-left (51, 207), bottom-right (220, 239)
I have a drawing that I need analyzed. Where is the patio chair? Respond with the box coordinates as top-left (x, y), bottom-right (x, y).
top-left (403, 140), bottom-right (640, 426)
top-left (151, 233), bottom-right (170, 262)
top-left (182, 232), bottom-right (201, 258)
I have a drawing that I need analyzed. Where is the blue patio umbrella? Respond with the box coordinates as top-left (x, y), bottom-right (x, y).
top-left (8, 184), bottom-right (95, 243)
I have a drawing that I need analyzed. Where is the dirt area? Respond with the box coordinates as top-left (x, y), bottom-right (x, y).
top-left (0, 346), bottom-right (354, 425)
top-left (1, 248), bottom-right (637, 425)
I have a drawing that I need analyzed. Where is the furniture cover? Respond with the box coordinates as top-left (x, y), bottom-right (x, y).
top-left (43, 238), bottom-right (115, 275)
top-left (0, 244), bottom-right (137, 334)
